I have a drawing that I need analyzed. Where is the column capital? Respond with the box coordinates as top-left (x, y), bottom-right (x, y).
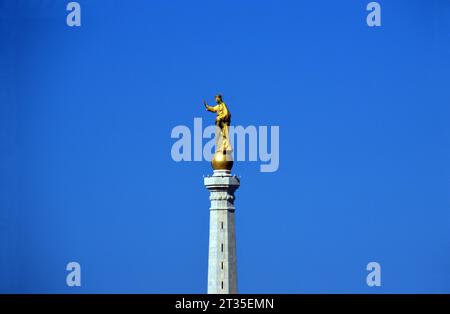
top-left (204, 170), bottom-right (240, 191)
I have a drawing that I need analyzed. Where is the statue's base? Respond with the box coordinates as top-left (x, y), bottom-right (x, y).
top-left (211, 150), bottom-right (233, 171)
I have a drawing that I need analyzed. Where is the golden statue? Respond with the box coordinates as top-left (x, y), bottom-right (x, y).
top-left (203, 94), bottom-right (233, 170)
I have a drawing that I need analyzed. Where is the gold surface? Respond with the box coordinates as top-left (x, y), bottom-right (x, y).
top-left (204, 94), bottom-right (232, 153)
top-left (211, 150), bottom-right (234, 171)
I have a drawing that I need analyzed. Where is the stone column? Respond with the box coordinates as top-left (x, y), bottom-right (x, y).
top-left (204, 169), bottom-right (240, 294)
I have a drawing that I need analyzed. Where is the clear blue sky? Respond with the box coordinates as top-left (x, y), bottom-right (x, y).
top-left (1, 0), bottom-right (450, 293)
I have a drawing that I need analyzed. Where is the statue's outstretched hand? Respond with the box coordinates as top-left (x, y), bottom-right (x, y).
top-left (203, 100), bottom-right (208, 108)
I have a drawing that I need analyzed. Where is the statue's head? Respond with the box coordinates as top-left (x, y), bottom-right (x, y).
top-left (215, 94), bottom-right (223, 103)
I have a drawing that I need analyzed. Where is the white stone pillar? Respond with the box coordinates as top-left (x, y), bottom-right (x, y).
top-left (204, 169), bottom-right (240, 294)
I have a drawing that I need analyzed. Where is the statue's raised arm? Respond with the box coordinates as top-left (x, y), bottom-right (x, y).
top-left (203, 100), bottom-right (218, 113)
